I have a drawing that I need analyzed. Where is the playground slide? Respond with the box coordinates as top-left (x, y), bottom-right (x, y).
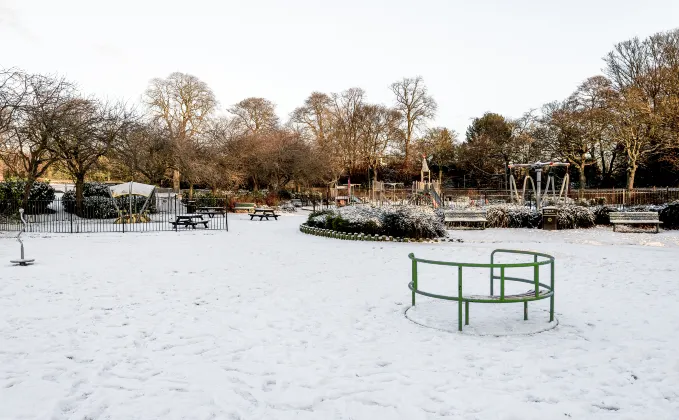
top-left (430, 189), bottom-right (443, 208)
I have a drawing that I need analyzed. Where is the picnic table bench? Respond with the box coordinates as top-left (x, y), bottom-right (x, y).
top-left (170, 214), bottom-right (210, 230)
top-left (196, 206), bottom-right (227, 218)
top-left (444, 209), bottom-right (487, 229)
top-left (234, 202), bottom-right (256, 213)
top-left (249, 208), bottom-right (280, 221)
top-left (610, 211), bottom-right (662, 233)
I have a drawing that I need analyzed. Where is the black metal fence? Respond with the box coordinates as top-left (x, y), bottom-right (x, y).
top-left (0, 196), bottom-right (229, 233)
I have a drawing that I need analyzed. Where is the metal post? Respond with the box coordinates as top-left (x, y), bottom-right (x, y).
top-left (524, 301), bottom-right (528, 320)
top-left (500, 267), bottom-right (505, 300)
top-left (550, 260), bottom-right (555, 322)
top-left (458, 266), bottom-right (463, 331)
top-left (536, 168), bottom-right (542, 210)
top-left (465, 301), bottom-right (469, 325)
top-left (411, 259), bottom-right (417, 306)
top-left (490, 254), bottom-right (494, 296)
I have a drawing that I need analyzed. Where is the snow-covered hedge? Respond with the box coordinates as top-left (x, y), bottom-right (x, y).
top-left (485, 204), bottom-right (594, 229)
top-left (307, 205), bottom-right (446, 239)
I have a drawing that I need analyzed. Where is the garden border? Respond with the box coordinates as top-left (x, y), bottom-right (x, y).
top-left (299, 223), bottom-right (458, 243)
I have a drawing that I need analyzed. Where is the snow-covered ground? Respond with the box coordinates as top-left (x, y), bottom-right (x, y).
top-left (1, 215), bottom-right (678, 419)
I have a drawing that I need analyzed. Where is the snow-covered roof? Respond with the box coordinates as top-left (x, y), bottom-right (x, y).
top-left (109, 182), bottom-right (156, 198)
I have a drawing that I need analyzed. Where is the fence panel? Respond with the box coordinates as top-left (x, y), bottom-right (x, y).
top-left (0, 196), bottom-right (229, 233)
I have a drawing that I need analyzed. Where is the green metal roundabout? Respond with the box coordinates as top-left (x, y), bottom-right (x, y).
top-left (408, 249), bottom-right (556, 333)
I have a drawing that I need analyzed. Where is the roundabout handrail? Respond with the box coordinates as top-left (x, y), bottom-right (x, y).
top-left (409, 249), bottom-right (555, 331)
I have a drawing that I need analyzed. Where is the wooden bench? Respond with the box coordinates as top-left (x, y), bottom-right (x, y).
top-left (249, 208), bottom-right (279, 221)
top-left (234, 202), bottom-right (256, 213)
top-left (444, 209), bottom-right (487, 229)
top-left (610, 212), bottom-right (662, 233)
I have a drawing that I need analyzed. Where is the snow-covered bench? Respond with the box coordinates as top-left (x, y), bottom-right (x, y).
top-left (444, 209), bottom-right (487, 229)
top-left (609, 212), bottom-right (661, 233)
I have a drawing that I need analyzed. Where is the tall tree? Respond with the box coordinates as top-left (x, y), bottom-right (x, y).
top-left (229, 97), bottom-right (279, 135)
top-left (356, 104), bottom-right (401, 181)
top-left (51, 98), bottom-right (133, 214)
top-left (0, 72), bottom-right (76, 202)
top-left (144, 72), bottom-right (217, 193)
top-left (465, 112), bottom-right (519, 187)
top-left (390, 76), bottom-right (436, 170)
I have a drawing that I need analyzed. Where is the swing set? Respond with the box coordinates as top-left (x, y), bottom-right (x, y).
top-left (508, 162), bottom-right (570, 210)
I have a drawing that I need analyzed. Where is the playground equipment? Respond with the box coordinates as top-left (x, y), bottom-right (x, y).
top-left (10, 208), bottom-right (35, 266)
top-left (371, 181), bottom-right (403, 204)
top-left (412, 156), bottom-right (442, 208)
top-left (408, 249), bottom-right (555, 332)
top-left (109, 182), bottom-right (156, 223)
top-left (333, 181), bottom-right (360, 206)
top-left (508, 162), bottom-right (570, 210)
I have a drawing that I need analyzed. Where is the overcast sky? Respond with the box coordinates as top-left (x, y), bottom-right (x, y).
top-left (1, 0), bottom-right (677, 136)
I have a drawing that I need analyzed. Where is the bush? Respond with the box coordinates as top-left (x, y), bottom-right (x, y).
top-left (0, 180), bottom-right (56, 215)
top-left (306, 205), bottom-right (445, 239)
top-left (485, 204), bottom-right (594, 229)
top-left (486, 205), bottom-right (541, 228)
top-left (660, 201), bottom-right (679, 229)
top-left (557, 205), bottom-right (595, 229)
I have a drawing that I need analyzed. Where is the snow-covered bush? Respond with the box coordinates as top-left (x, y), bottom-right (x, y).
top-left (305, 205), bottom-right (446, 239)
top-left (485, 204), bottom-right (594, 229)
top-left (557, 205), bottom-right (595, 229)
top-left (485, 205), bottom-right (541, 228)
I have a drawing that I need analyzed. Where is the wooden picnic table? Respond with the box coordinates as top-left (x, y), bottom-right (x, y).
top-left (250, 208), bottom-right (279, 221)
top-left (196, 206), bottom-right (227, 218)
top-left (171, 214), bottom-right (209, 230)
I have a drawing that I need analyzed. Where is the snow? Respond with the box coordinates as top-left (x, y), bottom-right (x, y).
top-left (1, 215), bottom-right (679, 419)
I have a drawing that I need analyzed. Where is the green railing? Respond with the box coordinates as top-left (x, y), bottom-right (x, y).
top-left (408, 249), bottom-right (555, 331)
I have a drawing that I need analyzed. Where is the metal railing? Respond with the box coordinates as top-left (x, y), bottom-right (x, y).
top-left (0, 196), bottom-right (229, 233)
top-left (408, 249), bottom-right (555, 331)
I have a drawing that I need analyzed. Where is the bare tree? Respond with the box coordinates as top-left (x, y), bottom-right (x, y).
top-left (356, 104), bottom-right (401, 181)
top-left (0, 72), bottom-right (76, 202)
top-left (51, 98), bottom-right (133, 214)
top-left (113, 121), bottom-right (173, 185)
top-left (228, 97), bottom-right (279, 135)
top-left (144, 72), bottom-right (217, 193)
top-left (390, 76), bottom-right (437, 169)
top-left (611, 87), bottom-right (663, 189)
top-left (328, 88), bottom-right (366, 176)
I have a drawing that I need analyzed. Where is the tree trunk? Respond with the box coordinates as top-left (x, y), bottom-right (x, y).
top-left (627, 165), bottom-right (637, 190)
top-left (579, 162), bottom-right (587, 199)
top-left (75, 175), bottom-right (85, 217)
top-left (173, 169), bottom-right (180, 193)
top-left (22, 176), bottom-right (35, 208)
top-left (188, 183), bottom-right (194, 200)
top-left (438, 168), bottom-right (443, 185)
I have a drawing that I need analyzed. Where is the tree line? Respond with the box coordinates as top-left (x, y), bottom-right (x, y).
top-left (1, 28), bottom-right (678, 209)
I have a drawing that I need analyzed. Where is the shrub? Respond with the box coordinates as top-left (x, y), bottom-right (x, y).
top-left (557, 205), bottom-right (595, 229)
top-left (659, 201), bottom-right (679, 229)
top-left (485, 204), bottom-right (594, 229)
top-left (305, 205), bottom-right (445, 239)
top-left (592, 205), bottom-right (618, 225)
top-left (486, 205), bottom-right (541, 228)
top-left (0, 180), bottom-right (56, 215)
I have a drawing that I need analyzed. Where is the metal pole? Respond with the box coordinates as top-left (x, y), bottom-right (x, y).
top-left (536, 168), bottom-right (542, 210)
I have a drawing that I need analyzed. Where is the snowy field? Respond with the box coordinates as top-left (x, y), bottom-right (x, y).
top-left (1, 214), bottom-right (679, 419)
